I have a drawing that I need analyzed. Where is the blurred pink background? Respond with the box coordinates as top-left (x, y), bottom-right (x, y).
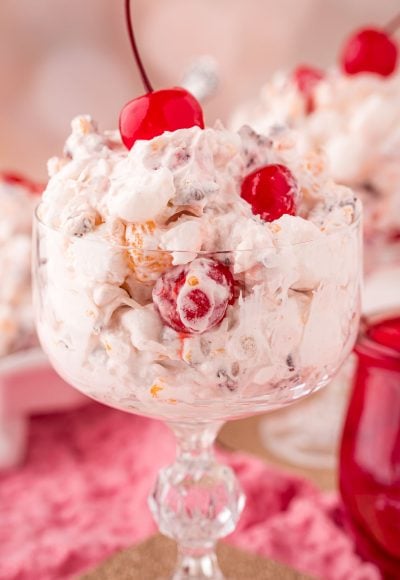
top-left (0, 0), bottom-right (398, 180)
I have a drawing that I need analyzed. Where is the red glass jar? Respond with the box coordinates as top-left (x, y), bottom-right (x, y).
top-left (339, 314), bottom-right (400, 578)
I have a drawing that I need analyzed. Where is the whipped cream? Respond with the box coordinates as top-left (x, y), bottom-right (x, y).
top-left (0, 179), bottom-right (38, 356)
top-left (231, 70), bottom-right (400, 244)
top-left (36, 116), bottom-right (361, 420)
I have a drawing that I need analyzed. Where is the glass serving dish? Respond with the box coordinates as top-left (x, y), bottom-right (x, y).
top-left (33, 208), bottom-right (361, 579)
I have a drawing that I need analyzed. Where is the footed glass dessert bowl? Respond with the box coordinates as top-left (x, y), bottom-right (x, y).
top-left (33, 209), bottom-right (361, 579)
top-left (32, 104), bottom-right (362, 577)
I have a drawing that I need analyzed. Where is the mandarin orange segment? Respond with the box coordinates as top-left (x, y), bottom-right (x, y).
top-left (125, 221), bottom-right (172, 282)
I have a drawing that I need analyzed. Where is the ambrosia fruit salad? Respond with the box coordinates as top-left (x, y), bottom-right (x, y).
top-left (36, 114), bottom-right (361, 418)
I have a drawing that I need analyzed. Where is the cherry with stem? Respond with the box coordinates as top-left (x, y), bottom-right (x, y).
top-left (119, 0), bottom-right (204, 150)
top-left (341, 14), bottom-right (399, 77)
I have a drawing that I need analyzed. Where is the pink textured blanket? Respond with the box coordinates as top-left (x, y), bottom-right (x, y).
top-left (0, 403), bottom-right (380, 580)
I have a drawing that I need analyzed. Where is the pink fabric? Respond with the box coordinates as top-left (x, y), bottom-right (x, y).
top-left (0, 403), bottom-right (380, 580)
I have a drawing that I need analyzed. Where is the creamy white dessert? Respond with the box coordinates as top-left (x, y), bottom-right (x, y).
top-left (35, 116), bottom-right (361, 420)
top-left (0, 176), bottom-right (40, 356)
top-left (232, 70), bottom-right (400, 248)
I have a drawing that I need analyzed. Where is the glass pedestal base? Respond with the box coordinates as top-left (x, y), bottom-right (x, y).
top-left (148, 423), bottom-right (245, 579)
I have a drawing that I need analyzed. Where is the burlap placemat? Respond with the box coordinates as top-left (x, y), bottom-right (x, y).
top-left (82, 534), bottom-right (312, 580)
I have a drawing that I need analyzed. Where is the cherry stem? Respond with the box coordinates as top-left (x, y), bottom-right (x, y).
top-left (385, 12), bottom-right (400, 35)
top-left (125, 0), bottom-right (153, 93)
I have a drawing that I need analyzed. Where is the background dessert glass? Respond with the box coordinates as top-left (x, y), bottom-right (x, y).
top-left (33, 210), bottom-right (361, 579)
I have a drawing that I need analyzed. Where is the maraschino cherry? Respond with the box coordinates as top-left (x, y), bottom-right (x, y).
top-left (119, 0), bottom-right (204, 149)
top-left (340, 15), bottom-right (399, 77)
top-left (292, 65), bottom-right (325, 113)
top-left (241, 164), bottom-right (297, 222)
top-left (0, 171), bottom-right (44, 195)
top-left (152, 258), bottom-right (234, 335)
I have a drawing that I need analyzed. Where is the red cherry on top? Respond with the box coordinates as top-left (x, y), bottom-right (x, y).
top-left (0, 171), bottom-right (44, 195)
top-left (119, 87), bottom-right (205, 149)
top-left (152, 258), bottom-right (234, 335)
top-left (293, 65), bottom-right (325, 113)
top-left (241, 164), bottom-right (297, 222)
top-left (341, 27), bottom-right (398, 77)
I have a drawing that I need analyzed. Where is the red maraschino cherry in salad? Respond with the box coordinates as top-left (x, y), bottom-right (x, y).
top-left (240, 164), bottom-right (297, 222)
top-left (341, 14), bottom-right (399, 77)
top-left (153, 258), bottom-right (234, 335)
